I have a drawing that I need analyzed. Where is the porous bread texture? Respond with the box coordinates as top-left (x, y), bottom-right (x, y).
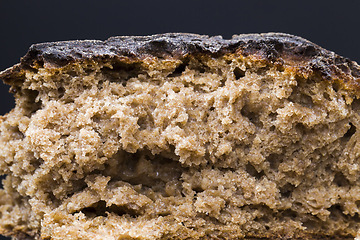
top-left (0, 34), bottom-right (360, 239)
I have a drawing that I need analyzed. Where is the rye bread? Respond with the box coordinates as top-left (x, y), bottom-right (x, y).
top-left (0, 33), bottom-right (360, 239)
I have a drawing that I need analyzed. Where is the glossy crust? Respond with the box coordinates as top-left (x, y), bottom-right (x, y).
top-left (1, 33), bottom-right (360, 91)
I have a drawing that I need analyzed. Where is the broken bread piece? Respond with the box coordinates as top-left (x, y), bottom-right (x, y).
top-left (1, 33), bottom-right (360, 239)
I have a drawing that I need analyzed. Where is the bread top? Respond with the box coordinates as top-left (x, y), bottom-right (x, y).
top-left (1, 32), bottom-right (360, 92)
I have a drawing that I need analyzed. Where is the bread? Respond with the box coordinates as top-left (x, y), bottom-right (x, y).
top-left (0, 33), bottom-right (360, 239)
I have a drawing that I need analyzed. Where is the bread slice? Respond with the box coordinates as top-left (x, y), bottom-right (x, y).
top-left (0, 33), bottom-right (360, 239)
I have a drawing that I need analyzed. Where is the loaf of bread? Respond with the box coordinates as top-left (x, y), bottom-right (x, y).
top-left (0, 33), bottom-right (360, 239)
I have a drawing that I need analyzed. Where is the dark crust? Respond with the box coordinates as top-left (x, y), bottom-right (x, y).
top-left (1, 32), bottom-right (360, 92)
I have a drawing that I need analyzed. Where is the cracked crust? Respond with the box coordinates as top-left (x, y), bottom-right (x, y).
top-left (1, 33), bottom-right (360, 91)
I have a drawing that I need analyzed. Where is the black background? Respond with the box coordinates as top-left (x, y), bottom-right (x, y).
top-left (0, 1), bottom-right (360, 239)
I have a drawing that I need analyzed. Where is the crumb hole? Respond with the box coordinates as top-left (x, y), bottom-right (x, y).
top-left (58, 87), bottom-right (65, 98)
top-left (197, 66), bottom-right (206, 74)
top-left (282, 209), bottom-right (297, 219)
top-left (352, 98), bottom-right (360, 111)
top-left (194, 84), bottom-right (206, 93)
top-left (107, 150), bottom-right (182, 188)
top-left (302, 219), bottom-right (317, 230)
top-left (0, 175), bottom-right (6, 189)
top-left (80, 200), bottom-right (141, 218)
top-left (332, 82), bottom-right (340, 92)
top-left (108, 204), bottom-right (140, 217)
top-left (67, 70), bottom-right (77, 77)
top-left (84, 65), bottom-right (95, 74)
top-left (267, 153), bottom-right (282, 170)
top-left (329, 204), bottom-right (343, 220)
top-left (168, 62), bottom-right (187, 77)
top-left (91, 114), bottom-right (101, 124)
top-left (219, 78), bottom-right (226, 87)
top-left (295, 123), bottom-right (306, 136)
top-left (355, 200), bottom-right (360, 209)
top-left (137, 116), bottom-right (148, 130)
top-left (256, 66), bottom-right (270, 75)
top-left (241, 104), bottom-right (262, 128)
top-left (101, 61), bottom-right (144, 84)
top-left (30, 158), bottom-right (43, 170)
top-left (192, 186), bottom-right (204, 193)
top-left (21, 89), bottom-right (42, 116)
top-left (233, 67), bottom-right (245, 80)
top-left (276, 65), bottom-right (285, 72)
top-left (343, 122), bottom-right (356, 140)
top-left (10, 125), bottom-right (25, 140)
top-left (333, 172), bottom-right (350, 187)
top-left (269, 112), bottom-right (277, 121)
top-left (280, 183), bottom-right (295, 198)
top-left (289, 91), bottom-right (313, 108)
top-left (246, 163), bottom-right (265, 180)
top-left (323, 92), bottom-right (331, 101)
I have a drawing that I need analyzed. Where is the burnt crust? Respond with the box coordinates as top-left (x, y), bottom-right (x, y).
top-left (1, 33), bottom-right (360, 92)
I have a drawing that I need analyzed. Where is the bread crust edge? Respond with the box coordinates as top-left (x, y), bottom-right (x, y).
top-left (1, 33), bottom-right (360, 93)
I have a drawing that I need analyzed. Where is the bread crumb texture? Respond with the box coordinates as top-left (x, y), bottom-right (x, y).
top-left (1, 33), bottom-right (360, 239)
